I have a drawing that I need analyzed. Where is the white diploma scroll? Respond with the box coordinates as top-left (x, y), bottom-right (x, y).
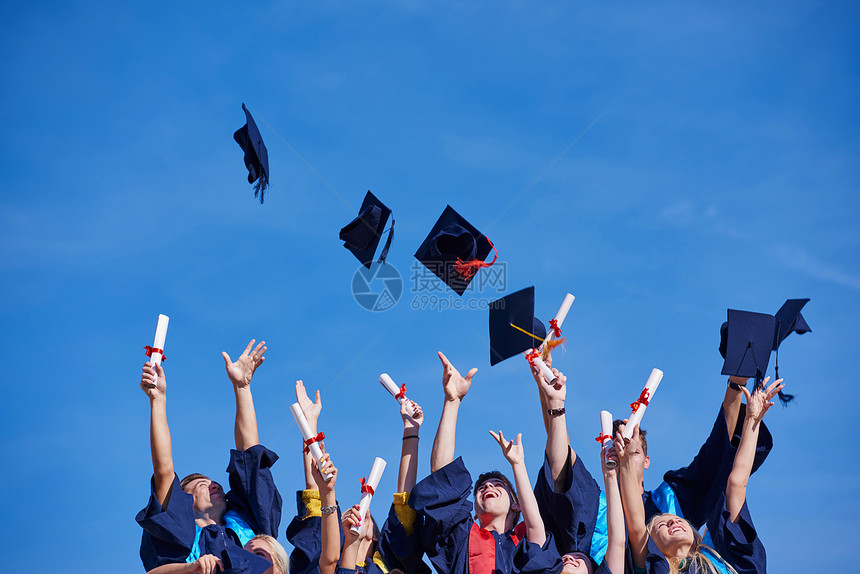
top-left (148, 314), bottom-right (169, 367)
top-left (351, 457), bottom-right (387, 536)
top-left (622, 368), bottom-right (663, 440)
top-left (599, 410), bottom-right (616, 469)
top-left (532, 293), bottom-right (575, 384)
top-left (379, 373), bottom-right (415, 417)
top-left (290, 402), bottom-right (334, 481)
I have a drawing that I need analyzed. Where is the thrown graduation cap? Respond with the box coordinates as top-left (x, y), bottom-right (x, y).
top-left (233, 103), bottom-right (269, 203)
top-left (773, 298), bottom-right (812, 350)
top-left (339, 190), bottom-right (394, 269)
top-left (719, 309), bottom-right (775, 382)
top-left (413, 205), bottom-right (497, 296)
top-left (771, 298), bottom-right (811, 403)
top-left (489, 287), bottom-right (547, 366)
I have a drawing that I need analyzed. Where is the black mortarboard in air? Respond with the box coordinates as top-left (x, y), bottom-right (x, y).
top-left (489, 287), bottom-right (547, 366)
top-left (773, 298), bottom-right (812, 350)
top-left (233, 103), bottom-right (269, 203)
top-left (770, 298), bottom-right (811, 403)
top-left (719, 309), bottom-right (775, 382)
top-left (414, 205), bottom-right (497, 296)
top-left (339, 191), bottom-right (394, 269)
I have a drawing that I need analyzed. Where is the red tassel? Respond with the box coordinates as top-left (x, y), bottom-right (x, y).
top-left (453, 238), bottom-right (498, 279)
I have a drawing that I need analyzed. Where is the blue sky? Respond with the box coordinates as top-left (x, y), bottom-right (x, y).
top-left (1, 1), bottom-right (858, 572)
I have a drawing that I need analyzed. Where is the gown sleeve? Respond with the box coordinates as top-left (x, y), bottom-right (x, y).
top-left (135, 473), bottom-right (196, 570)
top-left (706, 493), bottom-right (767, 574)
top-left (408, 457), bottom-right (475, 574)
top-left (286, 489), bottom-right (323, 574)
top-left (226, 444), bottom-right (283, 537)
top-left (377, 493), bottom-right (432, 574)
top-left (510, 534), bottom-right (563, 574)
top-left (533, 447), bottom-right (601, 557)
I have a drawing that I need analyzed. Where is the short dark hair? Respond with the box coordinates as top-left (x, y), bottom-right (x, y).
top-left (180, 473), bottom-right (210, 491)
top-left (613, 419), bottom-right (647, 456)
top-left (474, 470), bottom-right (521, 525)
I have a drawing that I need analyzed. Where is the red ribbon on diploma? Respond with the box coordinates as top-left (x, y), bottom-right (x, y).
top-left (395, 384), bottom-right (407, 401)
top-left (549, 319), bottom-right (562, 338)
top-left (525, 349), bottom-right (540, 366)
top-left (630, 389), bottom-right (651, 413)
top-left (595, 433), bottom-right (612, 444)
top-left (303, 432), bottom-right (325, 453)
top-left (454, 238), bottom-right (498, 280)
top-left (360, 477), bottom-right (375, 495)
top-left (144, 345), bottom-right (166, 362)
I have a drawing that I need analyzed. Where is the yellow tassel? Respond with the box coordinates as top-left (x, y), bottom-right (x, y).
top-left (508, 322), bottom-right (546, 343)
top-left (540, 337), bottom-right (566, 360)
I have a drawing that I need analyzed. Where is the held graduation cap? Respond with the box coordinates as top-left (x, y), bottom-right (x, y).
top-left (339, 190), bottom-right (394, 269)
top-left (719, 309), bottom-right (775, 383)
top-left (233, 103), bottom-right (269, 203)
top-left (489, 287), bottom-right (547, 366)
top-left (413, 205), bottom-right (497, 296)
top-left (719, 299), bottom-right (812, 404)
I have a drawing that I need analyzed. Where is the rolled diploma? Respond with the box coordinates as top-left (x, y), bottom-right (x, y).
top-left (351, 457), bottom-right (387, 535)
top-left (379, 373), bottom-right (415, 417)
top-left (150, 314), bottom-right (169, 367)
top-left (538, 293), bottom-right (576, 353)
top-left (622, 368), bottom-right (663, 440)
top-left (531, 355), bottom-right (557, 384)
top-left (534, 293), bottom-right (575, 384)
top-left (600, 410), bottom-right (616, 469)
top-left (290, 402), bottom-right (334, 481)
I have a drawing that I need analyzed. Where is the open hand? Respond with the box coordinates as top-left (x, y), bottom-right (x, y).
top-left (742, 377), bottom-right (784, 423)
top-left (438, 351), bottom-right (477, 402)
top-left (296, 380), bottom-right (323, 427)
top-left (223, 339), bottom-right (266, 389)
top-left (489, 430), bottom-right (525, 467)
top-left (191, 554), bottom-right (224, 574)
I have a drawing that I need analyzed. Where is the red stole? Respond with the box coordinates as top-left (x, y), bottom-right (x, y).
top-left (467, 521), bottom-right (526, 574)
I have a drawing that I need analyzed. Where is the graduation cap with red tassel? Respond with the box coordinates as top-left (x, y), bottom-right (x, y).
top-left (413, 205), bottom-right (497, 296)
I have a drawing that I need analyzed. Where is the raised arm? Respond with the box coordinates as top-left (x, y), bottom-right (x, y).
top-left (398, 400), bottom-right (424, 493)
top-left (223, 339), bottom-right (267, 451)
top-left (616, 423), bottom-right (648, 569)
top-left (339, 504), bottom-right (364, 570)
top-left (313, 447), bottom-right (340, 574)
top-left (490, 431), bottom-right (546, 546)
top-left (141, 362), bottom-right (174, 507)
top-left (430, 351), bottom-right (477, 473)
top-left (531, 357), bottom-right (572, 489)
top-left (296, 380), bottom-right (323, 490)
top-left (727, 378), bottom-right (783, 522)
top-left (601, 442), bottom-right (625, 574)
top-left (722, 376), bottom-right (748, 439)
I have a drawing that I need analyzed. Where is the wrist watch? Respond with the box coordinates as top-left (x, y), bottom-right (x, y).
top-left (547, 407), bottom-right (566, 416)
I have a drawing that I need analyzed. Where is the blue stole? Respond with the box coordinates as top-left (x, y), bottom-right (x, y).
top-left (186, 510), bottom-right (257, 563)
top-left (590, 482), bottom-right (730, 574)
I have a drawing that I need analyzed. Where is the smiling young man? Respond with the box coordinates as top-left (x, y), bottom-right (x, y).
top-left (407, 351), bottom-right (560, 574)
top-left (135, 340), bottom-right (282, 574)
